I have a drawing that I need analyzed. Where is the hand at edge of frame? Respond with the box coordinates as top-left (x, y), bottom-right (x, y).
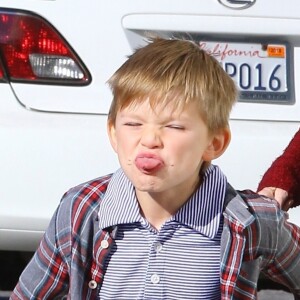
top-left (258, 187), bottom-right (294, 211)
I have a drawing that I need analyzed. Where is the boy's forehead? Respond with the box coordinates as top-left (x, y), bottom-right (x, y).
top-left (118, 97), bottom-right (202, 119)
top-left (118, 92), bottom-right (199, 114)
top-left (119, 97), bottom-right (179, 113)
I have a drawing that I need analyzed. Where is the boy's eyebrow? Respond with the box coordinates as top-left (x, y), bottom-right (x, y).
top-left (118, 111), bottom-right (142, 118)
top-left (118, 112), bottom-right (146, 122)
top-left (118, 110), bottom-right (192, 123)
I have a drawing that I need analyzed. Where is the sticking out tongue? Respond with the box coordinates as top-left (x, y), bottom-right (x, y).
top-left (135, 156), bottom-right (164, 173)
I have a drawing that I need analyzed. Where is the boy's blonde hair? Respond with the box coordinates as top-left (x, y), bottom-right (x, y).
top-left (107, 38), bottom-right (237, 133)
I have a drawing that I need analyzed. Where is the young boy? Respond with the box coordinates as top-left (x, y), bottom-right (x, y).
top-left (11, 38), bottom-right (300, 299)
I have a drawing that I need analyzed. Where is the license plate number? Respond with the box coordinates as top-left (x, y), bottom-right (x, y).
top-left (199, 41), bottom-right (290, 102)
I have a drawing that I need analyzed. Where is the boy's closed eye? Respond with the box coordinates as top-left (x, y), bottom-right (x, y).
top-left (124, 122), bottom-right (142, 127)
top-left (165, 124), bottom-right (185, 130)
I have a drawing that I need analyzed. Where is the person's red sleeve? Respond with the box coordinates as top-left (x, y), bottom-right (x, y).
top-left (257, 129), bottom-right (300, 208)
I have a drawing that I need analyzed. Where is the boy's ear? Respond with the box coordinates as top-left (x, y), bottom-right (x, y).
top-left (107, 121), bottom-right (118, 153)
top-left (202, 127), bottom-right (231, 161)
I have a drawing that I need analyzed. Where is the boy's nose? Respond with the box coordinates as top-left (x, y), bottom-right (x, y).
top-left (140, 128), bottom-right (162, 148)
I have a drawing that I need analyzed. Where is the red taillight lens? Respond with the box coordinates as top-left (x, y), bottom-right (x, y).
top-left (0, 9), bottom-right (91, 85)
top-left (0, 61), bottom-right (5, 80)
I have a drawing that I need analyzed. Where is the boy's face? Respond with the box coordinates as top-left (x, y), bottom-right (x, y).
top-left (108, 99), bottom-right (230, 198)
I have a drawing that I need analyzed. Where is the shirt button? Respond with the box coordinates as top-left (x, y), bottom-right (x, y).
top-left (88, 280), bottom-right (97, 289)
top-left (101, 240), bottom-right (109, 249)
top-left (151, 273), bottom-right (160, 284)
top-left (154, 242), bottom-right (163, 253)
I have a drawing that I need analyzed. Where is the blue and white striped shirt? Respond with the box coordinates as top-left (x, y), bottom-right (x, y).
top-left (98, 165), bottom-right (227, 299)
top-left (12, 164), bottom-right (300, 299)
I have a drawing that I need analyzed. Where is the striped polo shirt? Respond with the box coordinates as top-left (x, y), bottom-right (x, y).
top-left (98, 164), bottom-right (226, 299)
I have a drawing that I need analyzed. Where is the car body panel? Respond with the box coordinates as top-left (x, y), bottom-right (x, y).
top-left (0, 0), bottom-right (300, 251)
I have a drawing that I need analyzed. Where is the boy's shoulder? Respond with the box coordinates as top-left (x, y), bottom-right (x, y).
top-left (237, 189), bottom-right (283, 222)
top-left (238, 189), bottom-right (280, 209)
top-left (224, 184), bottom-right (283, 225)
top-left (65, 173), bottom-right (113, 203)
top-left (224, 187), bottom-right (285, 250)
top-left (49, 174), bottom-right (114, 260)
top-left (56, 173), bottom-right (114, 225)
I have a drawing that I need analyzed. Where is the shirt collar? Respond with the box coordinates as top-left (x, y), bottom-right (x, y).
top-left (173, 165), bottom-right (227, 238)
top-left (98, 165), bottom-right (227, 239)
top-left (98, 169), bottom-right (142, 229)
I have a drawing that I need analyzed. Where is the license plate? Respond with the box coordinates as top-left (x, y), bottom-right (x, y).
top-left (198, 41), bottom-right (291, 103)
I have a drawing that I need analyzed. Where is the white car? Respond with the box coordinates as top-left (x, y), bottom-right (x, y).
top-left (0, 0), bottom-right (300, 252)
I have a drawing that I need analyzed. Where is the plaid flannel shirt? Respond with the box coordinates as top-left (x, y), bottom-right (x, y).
top-left (10, 171), bottom-right (300, 300)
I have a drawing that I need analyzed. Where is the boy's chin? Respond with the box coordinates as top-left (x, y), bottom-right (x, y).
top-left (130, 176), bottom-right (162, 193)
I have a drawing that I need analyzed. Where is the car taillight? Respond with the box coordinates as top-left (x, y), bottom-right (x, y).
top-left (0, 61), bottom-right (5, 81)
top-left (0, 8), bottom-right (91, 85)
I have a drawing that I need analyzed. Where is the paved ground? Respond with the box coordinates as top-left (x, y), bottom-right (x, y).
top-left (258, 290), bottom-right (293, 300)
top-left (0, 291), bottom-right (11, 300)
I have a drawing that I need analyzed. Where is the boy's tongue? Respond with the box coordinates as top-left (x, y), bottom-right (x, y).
top-left (135, 156), bottom-right (164, 173)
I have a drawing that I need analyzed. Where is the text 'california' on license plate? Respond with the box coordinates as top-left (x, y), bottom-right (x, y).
top-left (199, 41), bottom-right (291, 103)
